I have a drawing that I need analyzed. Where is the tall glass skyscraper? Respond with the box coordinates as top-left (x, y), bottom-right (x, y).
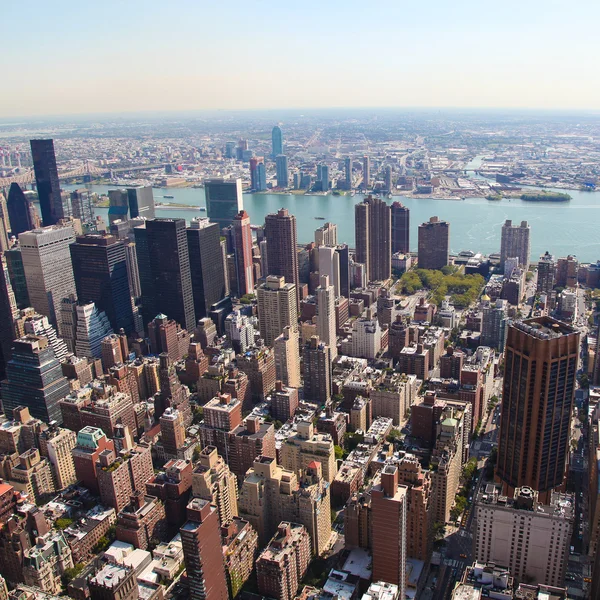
top-left (6, 182), bottom-right (33, 236)
top-left (1, 335), bottom-right (70, 424)
top-left (30, 139), bottom-right (64, 226)
top-left (272, 125), bottom-right (283, 158)
top-left (204, 179), bottom-right (244, 228)
top-left (69, 233), bottom-right (135, 333)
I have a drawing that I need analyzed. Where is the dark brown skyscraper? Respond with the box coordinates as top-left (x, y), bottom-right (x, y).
top-left (264, 209), bottom-right (299, 305)
top-left (180, 498), bottom-right (229, 600)
top-left (391, 201), bottom-right (410, 254)
top-left (30, 139), bottom-right (64, 226)
top-left (496, 317), bottom-right (580, 502)
top-left (417, 216), bottom-right (449, 270)
top-left (354, 195), bottom-right (391, 282)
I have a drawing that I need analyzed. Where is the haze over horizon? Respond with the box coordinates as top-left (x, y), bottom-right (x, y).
top-left (2, 0), bottom-right (600, 117)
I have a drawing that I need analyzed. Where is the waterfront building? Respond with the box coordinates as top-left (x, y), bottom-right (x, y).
top-left (417, 216), bottom-right (449, 270)
top-left (204, 178), bottom-right (244, 228)
top-left (276, 154), bottom-right (289, 188)
top-left (390, 202), bottom-right (410, 255)
top-left (355, 196), bottom-right (391, 282)
top-left (500, 219), bottom-right (531, 268)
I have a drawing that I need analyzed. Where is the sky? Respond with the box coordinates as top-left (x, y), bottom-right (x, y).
top-left (2, 0), bottom-right (600, 117)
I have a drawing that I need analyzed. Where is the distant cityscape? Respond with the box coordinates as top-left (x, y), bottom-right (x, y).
top-left (0, 111), bottom-right (597, 600)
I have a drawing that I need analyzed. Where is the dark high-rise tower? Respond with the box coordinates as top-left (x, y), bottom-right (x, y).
top-left (6, 182), bottom-right (33, 236)
top-left (272, 125), bottom-right (283, 158)
top-left (204, 179), bottom-right (243, 228)
top-left (264, 208), bottom-right (299, 306)
top-left (354, 195), bottom-right (391, 282)
top-left (30, 139), bottom-right (64, 226)
top-left (186, 218), bottom-right (227, 319)
top-left (69, 233), bottom-right (135, 333)
top-left (1, 335), bottom-right (69, 424)
top-left (496, 317), bottom-right (580, 502)
top-left (127, 186), bottom-right (155, 219)
top-left (135, 218), bottom-right (195, 331)
top-left (417, 216), bottom-right (449, 270)
top-left (391, 202), bottom-right (410, 254)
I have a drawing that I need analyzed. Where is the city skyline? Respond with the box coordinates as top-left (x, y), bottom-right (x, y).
top-left (2, 0), bottom-right (600, 117)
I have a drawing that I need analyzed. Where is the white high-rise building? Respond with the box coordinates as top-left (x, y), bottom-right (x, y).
top-left (257, 275), bottom-right (297, 346)
top-left (19, 225), bottom-right (77, 333)
top-left (22, 311), bottom-right (70, 362)
top-left (474, 484), bottom-right (573, 588)
top-left (274, 326), bottom-right (301, 389)
top-left (317, 275), bottom-right (337, 360)
top-left (318, 246), bottom-right (341, 297)
top-left (315, 222), bottom-right (337, 247)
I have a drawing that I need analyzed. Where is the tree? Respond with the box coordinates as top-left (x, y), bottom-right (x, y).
top-left (433, 521), bottom-right (446, 541)
top-left (93, 536), bottom-right (110, 553)
top-left (334, 445), bottom-right (344, 461)
top-left (450, 496), bottom-right (468, 521)
top-left (192, 405), bottom-right (204, 424)
top-left (55, 517), bottom-right (73, 530)
top-left (61, 563), bottom-right (85, 586)
top-left (386, 428), bottom-right (402, 444)
top-left (192, 445), bottom-right (201, 462)
top-left (580, 373), bottom-right (590, 389)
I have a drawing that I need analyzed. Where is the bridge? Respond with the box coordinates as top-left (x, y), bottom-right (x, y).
top-left (0, 161), bottom-right (173, 190)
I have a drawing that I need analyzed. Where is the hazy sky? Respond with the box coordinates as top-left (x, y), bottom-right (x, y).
top-left (2, 0), bottom-right (599, 117)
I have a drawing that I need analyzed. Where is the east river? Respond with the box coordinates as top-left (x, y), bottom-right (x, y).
top-left (63, 183), bottom-right (600, 263)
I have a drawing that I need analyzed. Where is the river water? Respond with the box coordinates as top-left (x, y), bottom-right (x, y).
top-left (63, 183), bottom-right (600, 263)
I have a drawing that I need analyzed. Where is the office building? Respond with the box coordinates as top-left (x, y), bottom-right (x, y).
top-left (6, 183), bottom-right (33, 236)
top-left (496, 318), bottom-right (579, 501)
top-left (70, 233), bottom-right (134, 333)
top-left (474, 484), bottom-right (573, 588)
top-left (274, 326), bottom-right (301, 389)
top-left (239, 457), bottom-right (331, 555)
top-left (272, 125), bottom-right (283, 158)
top-left (192, 446), bottom-right (238, 526)
top-left (391, 202), bottom-right (410, 255)
top-left (318, 246), bottom-right (340, 297)
top-left (70, 188), bottom-right (94, 223)
top-left (302, 336), bottom-right (331, 405)
top-left (355, 196), bottom-right (391, 282)
top-left (1, 335), bottom-right (69, 424)
top-left (231, 210), bottom-right (254, 296)
top-left (319, 164), bottom-right (330, 192)
top-left (371, 465), bottom-right (407, 596)
top-left (187, 218), bottom-right (227, 319)
top-left (0, 256), bottom-right (17, 379)
top-left (280, 421), bottom-right (336, 483)
top-left (135, 218), bottom-right (195, 330)
top-left (4, 247), bottom-right (30, 310)
top-left (500, 219), bottom-right (531, 268)
top-left (256, 522), bottom-right (311, 600)
top-left (480, 298), bottom-right (508, 351)
top-left (362, 156), bottom-right (370, 190)
top-left (343, 157), bottom-right (352, 190)
top-left (537, 251), bottom-right (556, 294)
top-left (108, 189), bottom-right (129, 225)
top-left (30, 139), bottom-right (63, 226)
top-left (127, 186), bottom-right (155, 219)
top-left (0, 195), bottom-right (9, 252)
top-left (19, 224), bottom-right (76, 330)
top-left (315, 222), bottom-right (337, 247)
top-left (60, 299), bottom-right (113, 359)
top-left (276, 155), bottom-right (289, 188)
top-left (336, 244), bottom-right (350, 298)
top-left (264, 208), bottom-right (299, 306)
top-left (317, 274), bottom-right (337, 359)
top-left (205, 178), bottom-right (243, 228)
top-left (180, 498), bottom-right (229, 600)
top-left (257, 275), bottom-right (298, 345)
top-left (384, 165), bottom-right (393, 192)
top-left (417, 216), bottom-right (450, 270)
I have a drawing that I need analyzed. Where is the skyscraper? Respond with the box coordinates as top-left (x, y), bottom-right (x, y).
top-left (274, 326), bottom-right (301, 389)
top-left (344, 157), bottom-right (352, 190)
top-left (315, 222), bottom-right (337, 247)
top-left (317, 275), bottom-right (337, 359)
top-left (264, 208), bottom-right (299, 306)
top-left (180, 498), bottom-right (229, 600)
top-left (0, 255), bottom-right (18, 379)
top-left (354, 196), bottom-right (391, 282)
top-left (127, 186), bottom-right (155, 219)
top-left (500, 220), bottom-right (531, 268)
top-left (135, 218), bottom-right (195, 330)
top-left (272, 125), bottom-right (283, 158)
top-left (318, 246), bottom-right (340, 297)
top-left (391, 201), bottom-right (410, 254)
top-left (107, 189), bottom-right (129, 225)
top-left (362, 155), bottom-right (370, 190)
top-left (371, 464), bottom-right (407, 597)
top-left (231, 210), bottom-right (254, 296)
top-left (69, 189), bottom-right (94, 223)
top-left (257, 276), bottom-right (298, 346)
top-left (69, 233), bottom-right (135, 333)
top-left (186, 218), bottom-right (227, 319)
top-left (417, 216), bottom-right (450, 270)
top-left (19, 224), bottom-right (77, 330)
top-left (257, 162), bottom-right (267, 191)
top-left (275, 155), bottom-right (289, 188)
top-left (204, 179), bottom-right (244, 228)
top-left (319, 164), bottom-right (330, 192)
top-left (384, 165), bottom-right (393, 192)
top-left (481, 299), bottom-right (509, 351)
top-left (537, 251), bottom-right (556, 294)
top-left (0, 194), bottom-right (9, 252)
top-left (30, 139), bottom-right (63, 226)
top-left (6, 183), bottom-right (33, 236)
top-left (302, 336), bottom-right (331, 405)
top-left (1, 335), bottom-right (70, 424)
top-left (496, 317), bottom-right (580, 501)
